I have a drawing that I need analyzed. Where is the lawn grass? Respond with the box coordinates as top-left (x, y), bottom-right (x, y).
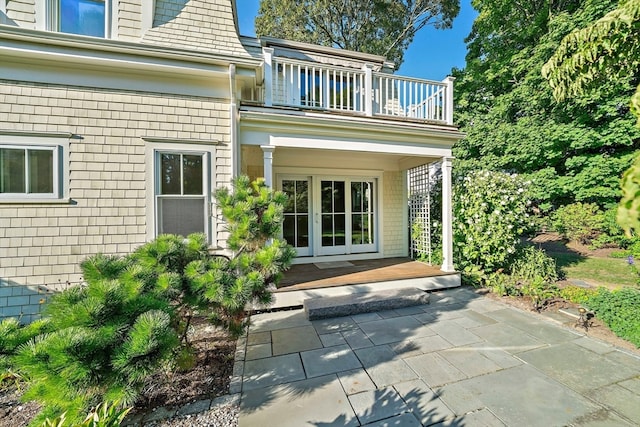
top-left (549, 251), bottom-right (637, 288)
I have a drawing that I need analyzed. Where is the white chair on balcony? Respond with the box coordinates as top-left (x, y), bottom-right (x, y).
top-left (383, 98), bottom-right (406, 117)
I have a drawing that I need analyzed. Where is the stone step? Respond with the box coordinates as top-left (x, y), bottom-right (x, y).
top-left (304, 287), bottom-right (430, 320)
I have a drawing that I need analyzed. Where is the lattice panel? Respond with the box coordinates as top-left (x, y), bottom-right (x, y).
top-left (408, 164), bottom-right (432, 264)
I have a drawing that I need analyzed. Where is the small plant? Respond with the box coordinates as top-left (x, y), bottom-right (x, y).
top-left (484, 272), bottom-right (518, 296)
top-left (520, 277), bottom-right (558, 311)
top-left (511, 246), bottom-right (558, 283)
top-left (41, 401), bottom-right (131, 427)
top-left (559, 286), bottom-right (598, 304)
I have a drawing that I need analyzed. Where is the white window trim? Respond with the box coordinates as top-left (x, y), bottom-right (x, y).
top-left (145, 141), bottom-right (217, 245)
top-left (38, 0), bottom-right (114, 38)
top-left (0, 132), bottom-right (70, 203)
top-left (0, 0), bottom-right (6, 15)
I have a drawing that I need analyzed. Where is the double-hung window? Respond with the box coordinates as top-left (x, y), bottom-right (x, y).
top-left (0, 142), bottom-right (64, 200)
top-left (47, 0), bottom-right (110, 38)
top-left (155, 151), bottom-right (210, 239)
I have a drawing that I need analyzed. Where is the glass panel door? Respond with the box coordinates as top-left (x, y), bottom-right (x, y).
top-left (351, 180), bottom-right (376, 252)
top-left (318, 180), bottom-right (347, 255)
top-left (281, 178), bottom-right (311, 256)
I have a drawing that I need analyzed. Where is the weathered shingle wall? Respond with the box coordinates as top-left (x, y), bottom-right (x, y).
top-left (0, 79), bottom-right (231, 322)
top-left (383, 170), bottom-right (408, 257)
top-left (117, 0), bottom-right (143, 41)
top-left (142, 0), bottom-right (251, 57)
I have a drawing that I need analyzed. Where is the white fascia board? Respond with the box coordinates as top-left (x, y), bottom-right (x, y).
top-left (0, 38), bottom-right (230, 78)
top-left (0, 25), bottom-right (261, 71)
top-left (239, 108), bottom-right (465, 145)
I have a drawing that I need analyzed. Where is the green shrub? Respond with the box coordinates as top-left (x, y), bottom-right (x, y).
top-left (586, 287), bottom-right (640, 348)
top-left (520, 277), bottom-right (558, 311)
top-left (453, 170), bottom-right (533, 272)
top-left (10, 176), bottom-right (295, 425)
top-left (551, 202), bottom-right (604, 244)
top-left (511, 246), bottom-right (558, 283)
top-left (559, 286), bottom-right (599, 304)
top-left (484, 272), bottom-right (519, 296)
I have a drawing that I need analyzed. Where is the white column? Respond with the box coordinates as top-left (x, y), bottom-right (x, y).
top-left (362, 63), bottom-right (373, 116)
top-left (443, 76), bottom-right (455, 125)
top-left (263, 47), bottom-right (274, 107)
top-left (441, 156), bottom-right (455, 272)
top-left (261, 145), bottom-right (275, 188)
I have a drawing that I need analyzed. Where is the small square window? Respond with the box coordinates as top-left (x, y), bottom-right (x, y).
top-left (0, 145), bottom-right (62, 199)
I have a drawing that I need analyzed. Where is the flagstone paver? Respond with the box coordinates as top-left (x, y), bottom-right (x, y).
top-left (348, 387), bottom-right (409, 425)
top-left (393, 379), bottom-right (456, 425)
top-left (517, 342), bottom-right (639, 393)
top-left (239, 374), bottom-right (358, 427)
top-left (238, 288), bottom-right (640, 426)
top-left (300, 344), bottom-right (362, 378)
top-left (337, 368), bottom-right (377, 395)
top-left (437, 364), bottom-right (599, 427)
top-left (242, 353), bottom-right (305, 391)
top-left (271, 325), bottom-right (322, 355)
top-left (470, 322), bottom-right (547, 353)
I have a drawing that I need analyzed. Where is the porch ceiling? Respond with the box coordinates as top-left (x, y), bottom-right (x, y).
top-left (241, 145), bottom-right (439, 172)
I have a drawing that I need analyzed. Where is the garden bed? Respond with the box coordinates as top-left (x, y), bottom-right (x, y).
top-left (0, 318), bottom-right (236, 427)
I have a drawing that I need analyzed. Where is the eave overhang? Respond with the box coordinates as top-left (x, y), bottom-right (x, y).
top-left (0, 25), bottom-right (261, 78)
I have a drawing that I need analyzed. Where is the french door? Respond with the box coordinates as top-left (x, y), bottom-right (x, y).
top-left (280, 175), bottom-right (377, 257)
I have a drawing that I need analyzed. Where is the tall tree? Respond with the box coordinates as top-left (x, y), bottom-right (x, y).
top-left (542, 0), bottom-right (640, 233)
top-left (255, 0), bottom-right (460, 66)
top-left (453, 0), bottom-right (640, 211)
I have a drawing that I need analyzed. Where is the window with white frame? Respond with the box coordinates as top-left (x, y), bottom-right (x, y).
top-left (155, 150), bottom-right (210, 238)
top-left (0, 144), bottom-right (63, 199)
top-left (48, 0), bottom-right (110, 38)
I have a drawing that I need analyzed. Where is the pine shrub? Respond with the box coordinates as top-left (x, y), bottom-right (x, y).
top-left (7, 176), bottom-right (294, 425)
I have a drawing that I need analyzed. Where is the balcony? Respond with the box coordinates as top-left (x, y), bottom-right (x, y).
top-left (262, 54), bottom-right (454, 125)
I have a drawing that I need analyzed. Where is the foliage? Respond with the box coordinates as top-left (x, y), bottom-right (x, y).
top-left (8, 176), bottom-right (294, 425)
top-left (586, 287), bottom-right (640, 347)
top-left (454, 0), bottom-right (640, 210)
top-left (255, 0), bottom-right (460, 66)
top-left (511, 246), bottom-right (559, 283)
top-left (559, 285), bottom-right (598, 304)
top-left (484, 272), bottom-right (518, 296)
top-left (542, 0), bottom-right (640, 118)
top-left (551, 202), bottom-right (604, 244)
top-left (41, 401), bottom-right (131, 427)
top-left (541, 0), bottom-right (640, 234)
top-left (188, 176), bottom-right (296, 336)
top-left (453, 170), bottom-right (533, 272)
top-left (618, 155), bottom-right (640, 235)
top-left (520, 277), bottom-right (559, 311)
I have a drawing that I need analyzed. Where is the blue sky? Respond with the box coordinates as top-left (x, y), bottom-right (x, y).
top-left (235, 0), bottom-right (478, 81)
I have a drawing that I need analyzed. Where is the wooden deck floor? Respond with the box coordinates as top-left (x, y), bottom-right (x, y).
top-left (276, 257), bottom-right (452, 292)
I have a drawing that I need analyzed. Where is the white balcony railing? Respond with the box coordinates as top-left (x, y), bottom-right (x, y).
top-left (263, 48), bottom-right (454, 125)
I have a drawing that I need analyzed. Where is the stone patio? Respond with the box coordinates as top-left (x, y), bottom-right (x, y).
top-left (236, 287), bottom-right (640, 426)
